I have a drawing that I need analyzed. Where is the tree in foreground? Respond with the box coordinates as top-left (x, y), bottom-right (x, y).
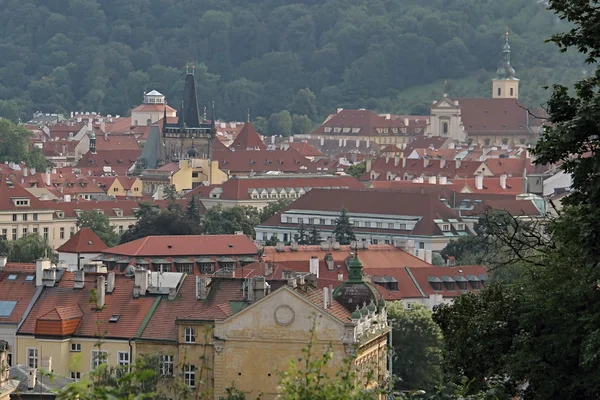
top-left (386, 302), bottom-right (443, 393)
top-left (346, 162), bottom-right (366, 179)
top-left (9, 233), bottom-right (55, 263)
top-left (308, 225), bottom-right (321, 245)
top-left (77, 210), bottom-right (120, 247)
top-left (294, 222), bottom-right (308, 244)
top-left (333, 207), bottom-right (356, 245)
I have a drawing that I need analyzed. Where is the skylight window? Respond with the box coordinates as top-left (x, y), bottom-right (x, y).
top-left (25, 275), bottom-right (34, 282)
top-left (7, 274), bottom-right (17, 281)
top-left (109, 314), bottom-right (121, 323)
top-left (0, 301), bottom-right (17, 317)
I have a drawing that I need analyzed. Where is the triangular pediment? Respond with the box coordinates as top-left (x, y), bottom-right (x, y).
top-left (432, 97), bottom-right (460, 109)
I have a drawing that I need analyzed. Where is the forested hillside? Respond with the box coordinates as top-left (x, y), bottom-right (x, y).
top-left (0, 0), bottom-right (584, 125)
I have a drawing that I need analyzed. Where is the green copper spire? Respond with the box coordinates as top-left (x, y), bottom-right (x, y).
top-left (347, 253), bottom-right (364, 283)
top-left (496, 29), bottom-right (516, 79)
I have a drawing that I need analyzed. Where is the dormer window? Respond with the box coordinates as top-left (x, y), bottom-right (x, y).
top-left (56, 211), bottom-right (64, 218)
top-left (441, 224), bottom-right (450, 231)
top-left (457, 223), bottom-right (465, 231)
top-left (13, 199), bottom-right (30, 207)
top-left (113, 208), bottom-right (123, 217)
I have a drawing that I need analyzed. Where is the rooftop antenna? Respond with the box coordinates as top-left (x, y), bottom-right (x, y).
top-left (247, 108), bottom-right (250, 123)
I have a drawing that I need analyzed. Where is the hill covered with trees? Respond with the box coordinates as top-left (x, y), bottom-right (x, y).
top-left (0, 0), bottom-right (584, 126)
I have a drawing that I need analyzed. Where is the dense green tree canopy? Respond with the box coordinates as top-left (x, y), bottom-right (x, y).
top-left (0, 0), bottom-right (585, 123)
top-left (76, 210), bottom-right (120, 247)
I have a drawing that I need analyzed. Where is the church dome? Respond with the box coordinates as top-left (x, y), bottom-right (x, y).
top-left (332, 254), bottom-right (385, 313)
top-left (90, 132), bottom-right (96, 139)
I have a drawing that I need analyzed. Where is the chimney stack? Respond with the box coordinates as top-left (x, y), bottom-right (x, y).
top-left (323, 287), bottom-right (329, 309)
top-left (309, 256), bottom-right (319, 278)
top-left (338, 272), bottom-right (344, 281)
top-left (252, 276), bottom-right (269, 302)
top-left (394, 156), bottom-right (399, 166)
top-left (36, 258), bottom-right (52, 287)
top-left (27, 368), bottom-right (37, 390)
top-left (106, 271), bottom-right (115, 293)
top-left (500, 174), bottom-right (507, 190)
top-left (475, 174), bottom-right (484, 190)
top-left (329, 284), bottom-right (334, 305)
top-left (196, 276), bottom-right (211, 300)
top-left (41, 269), bottom-right (57, 288)
top-left (0, 255), bottom-right (7, 272)
top-left (45, 169), bottom-right (51, 187)
top-left (74, 269), bottom-right (85, 289)
top-left (423, 158), bottom-right (429, 168)
top-left (455, 159), bottom-right (461, 169)
top-left (96, 275), bottom-right (106, 309)
top-left (133, 268), bottom-right (150, 298)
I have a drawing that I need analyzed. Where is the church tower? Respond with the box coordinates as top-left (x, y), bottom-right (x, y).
top-left (492, 30), bottom-right (519, 99)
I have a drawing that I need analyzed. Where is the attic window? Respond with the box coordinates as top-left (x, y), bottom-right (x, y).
top-left (441, 224), bottom-right (450, 231)
top-left (14, 199), bottom-right (30, 207)
top-left (0, 301), bottom-right (17, 317)
top-left (56, 212), bottom-right (65, 218)
top-left (25, 275), bottom-right (34, 282)
top-left (7, 274), bottom-right (17, 281)
top-left (109, 314), bottom-right (121, 323)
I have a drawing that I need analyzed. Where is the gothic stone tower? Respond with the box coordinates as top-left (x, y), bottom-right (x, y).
top-left (161, 68), bottom-right (215, 162)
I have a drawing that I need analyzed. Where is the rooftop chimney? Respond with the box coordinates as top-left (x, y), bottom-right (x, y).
top-left (455, 159), bottom-right (461, 169)
top-left (27, 368), bottom-right (37, 390)
top-left (196, 276), bottom-right (211, 300)
top-left (338, 272), bottom-right (344, 281)
top-left (0, 255), bottom-right (7, 272)
top-left (133, 268), bottom-right (150, 298)
top-left (309, 256), bottom-right (319, 278)
top-left (252, 276), bottom-right (269, 302)
top-left (45, 169), bottom-right (51, 187)
top-left (475, 174), bottom-right (484, 190)
top-left (500, 174), bottom-right (507, 190)
top-left (106, 271), bottom-right (115, 293)
top-left (423, 158), bottom-right (429, 168)
top-left (323, 287), bottom-right (329, 309)
top-left (96, 275), bottom-right (106, 309)
top-left (74, 269), bottom-right (85, 289)
top-left (404, 117), bottom-right (409, 126)
top-left (36, 258), bottom-right (52, 287)
top-left (394, 156), bottom-right (400, 166)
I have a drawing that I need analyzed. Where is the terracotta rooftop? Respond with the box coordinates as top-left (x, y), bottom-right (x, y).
top-left (93, 133), bottom-right (141, 151)
top-left (131, 104), bottom-right (176, 113)
top-left (287, 142), bottom-right (323, 157)
top-left (19, 274), bottom-right (158, 339)
top-left (311, 109), bottom-right (412, 137)
top-left (457, 98), bottom-right (538, 135)
top-left (362, 157), bottom-right (486, 181)
top-left (213, 148), bottom-right (317, 174)
top-left (52, 198), bottom-right (194, 219)
top-left (56, 227), bottom-right (108, 254)
top-left (464, 199), bottom-right (542, 217)
top-left (0, 270), bottom-right (38, 324)
top-left (230, 122), bottom-right (267, 151)
top-left (185, 174), bottom-right (364, 200)
top-left (406, 265), bottom-right (487, 297)
top-left (104, 234), bottom-right (258, 257)
top-left (76, 149), bottom-right (142, 173)
top-left (370, 177), bottom-right (526, 195)
top-left (0, 176), bottom-right (47, 211)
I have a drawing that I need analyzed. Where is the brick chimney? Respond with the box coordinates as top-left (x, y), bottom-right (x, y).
top-left (106, 271), bottom-right (115, 293)
top-left (500, 174), bottom-right (507, 190)
top-left (74, 269), bottom-right (85, 289)
top-left (36, 258), bottom-right (52, 287)
top-left (133, 268), bottom-right (150, 298)
top-left (0, 255), bottom-right (7, 272)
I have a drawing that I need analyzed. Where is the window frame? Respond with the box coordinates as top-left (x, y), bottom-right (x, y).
top-left (70, 343), bottom-right (81, 352)
top-left (184, 364), bottom-right (196, 387)
top-left (184, 327), bottom-right (196, 343)
top-left (117, 351), bottom-right (130, 368)
top-left (27, 347), bottom-right (38, 368)
top-left (159, 354), bottom-right (174, 376)
top-left (91, 350), bottom-right (108, 370)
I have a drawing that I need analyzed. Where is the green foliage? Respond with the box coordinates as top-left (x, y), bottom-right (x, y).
top-left (8, 233), bottom-right (56, 263)
top-left (333, 207), bottom-right (356, 245)
top-left (120, 201), bottom-right (202, 244)
top-left (431, 253), bottom-right (444, 266)
top-left (0, 118), bottom-right (49, 170)
top-left (201, 204), bottom-right (260, 237)
top-left (186, 195), bottom-right (202, 225)
top-left (308, 225), bottom-right (321, 245)
top-left (387, 302), bottom-right (443, 392)
top-left (259, 199), bottom-right (291, 223)
top-left (291, 114), bottom-right (313, 135)
top-left (76, 210), bottom-right (120, 247)
top-left (346, 162), bottom-right (366, 179)
top-left (268, 110), bottom-right (292, 137)
top-left (294, 222), bottom-right (308, 245)
top-left (264, 234), bottom-right (279, 246)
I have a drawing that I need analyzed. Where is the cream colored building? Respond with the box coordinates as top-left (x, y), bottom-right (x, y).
top-left (141, 158), bottom-right (228, 195)
top-left (131, 90), bottom-right (176, 127)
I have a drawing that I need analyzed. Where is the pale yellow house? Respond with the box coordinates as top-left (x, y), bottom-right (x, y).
top-left (141, 158), bottom-right (228, 196)
top-left (91, 176), bottom-right (143, 197)
top-left (15, 269), bottom-right (160, 379)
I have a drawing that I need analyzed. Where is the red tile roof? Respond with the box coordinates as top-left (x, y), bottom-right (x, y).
top-left (0, 272), bottom-right (38, 324)
top-left (104, 235), bottom-right (258, 257)
top-left (52, 198), bottom-right (195, 219)
top-left (230, 122), bottom-right (267, 151)
top-left (287, 142), bottom-right (323, 157)
top-left (362, 157), bottom-right (486, 181)
top-left (185, 175), bottom-right (364, 200)
top-left (311, 109), bottom-right (414, 137)
top-left (213, 148), bottom-right (317, 174)
top-left (56, 227), bottom-right (108, 254)
top-left (131, 104), bottom-right (176, 113)
top-left (484, 158), bottom-right (536, 176)
top-left (19, 274), bottom-right (157, 339)
top-left (0, 176), bottom-right (48, 211)
top-left (457, 98), bottom-right (536, 135)
top-left (370, 177), bottom-right (526, 195)
top-left (406, 265), bottom-right (487, 297)
top-left (76, 149), bottom-right (142, 173)
top-left (94, 133), bottom-right (141, 151)
top-left (465, 199), bottom-right (542, 217)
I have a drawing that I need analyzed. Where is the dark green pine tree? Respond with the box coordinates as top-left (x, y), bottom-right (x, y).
top-left (186, 195), bottom-right (201, 225)
top-left (308, 225), bottom-right (321, 245)
top-left (295, 222), bottom-right (308, 244)
top-left (333, 207), bottom-right (356, 245)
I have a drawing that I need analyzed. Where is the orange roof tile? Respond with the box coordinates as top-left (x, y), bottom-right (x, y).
top-left (104, 235), bottom-right (258, 257)
top-left (0, 272), bottom-right (38, 324)
top-left (287, 142), bottom-right (323, 157)
top-left (94, 133), bottom-right (141, 151)
top-left (230, 122), bottom-right (267, 151)
top-left (406, 265), bottom-right (487, 297)
top-left (56, 227), bottom-right (108, 254)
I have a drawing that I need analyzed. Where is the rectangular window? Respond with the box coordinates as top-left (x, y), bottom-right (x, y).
top-left (384, 239), bottom-right (390, 245)
top-left (320, 218), bottom-right (325, 225)
top-left (286, 217), bottom-right (292, 223)
top-left (184, 365), bottom-right (196, 387)
top-left (376, 222), bottom-right (383, 228)
top-left (399, 223), bottom-right (407, 230)
top-left (1, 229), bottom-right (6, 239)
top-left (60, 227), bottom-right (65, 239)
top-left (118, 351), bottom-right (130, 367)
top-left (91, 350), bottom-right (108, 370)
top-left (364, 221), bottom-right (371, 228)
top-left (22, 213), bottom-right (28, 221)
top-left (200, 263), bottom-right (214, 274)
top-left (12, 214), bottom-right (17, 222)
top-left (308, 218), bottom-right (314, 225)
top-left (118, 225), bottom-right (124, 235)
top-left (419, 242), bottom-right (425, 249)
top-left (12, 229), bottom-right (17, 241)
top-left (7, 353), bottom-right (12, 367)
top-left (184, 328), bottom-right (196, 343)
top-left (442, 224), bottom-right (450, 232)
top-left (70, 371), bottom-right (81, 381)
top-left (388, 223), bottom-right (394, 229)
top-left (70, 343), bottom-right (81, 352)
top-left (113, 187), bottom-right (118, 192)
top-left (372, 239), bottom-right (379, 244)
top-left (32, 228), bottom-right (38, 234)
top-left (159, 355), bottom-right (174, 376)
top-left (155, 264), bottom-right (170, 273)
top-left (33, 213), bottom-right (38, 221)
top-left (457, 223), bottom-right (465, 231)
top-left (43, 227), bottom-right (48, 240)
top-left (22, 228), bottom-right (27, 236)
top-left (176, 263), bottom-right (194, 274)
top-left (297, 218), bottom-right (303, 224)
top-left (27, 348), bottom-right (38, 368)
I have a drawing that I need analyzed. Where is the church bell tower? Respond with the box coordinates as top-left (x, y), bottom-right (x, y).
top-left (492, 30), bottom-right (519, 99)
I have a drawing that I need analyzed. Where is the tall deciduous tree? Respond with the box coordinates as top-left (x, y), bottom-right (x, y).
top-left (9, 233), bottom-right (56, 263)
top-left (387, 302), bottom-right (443, 392)
top-left (333, 207), bottom-right (356, 245)
top-left (267, 110), bottom-right (292, 137)
top-left (76, 210), bottom-right (119, 247)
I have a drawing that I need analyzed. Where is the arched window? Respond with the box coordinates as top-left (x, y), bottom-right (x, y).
top-left (442, 122), bottom-right (449, 136)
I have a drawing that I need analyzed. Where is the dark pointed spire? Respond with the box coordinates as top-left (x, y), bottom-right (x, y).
top-left (181, 68), bottom-right (201, 128)
top-left (179, 100), bottom-right (185, 132)
top-left (496, 29), bottom-right (516, 79)
top-left (162, 103), bottom-right (167, 134)
top-left (210, 100), bottom-right (216, 136)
